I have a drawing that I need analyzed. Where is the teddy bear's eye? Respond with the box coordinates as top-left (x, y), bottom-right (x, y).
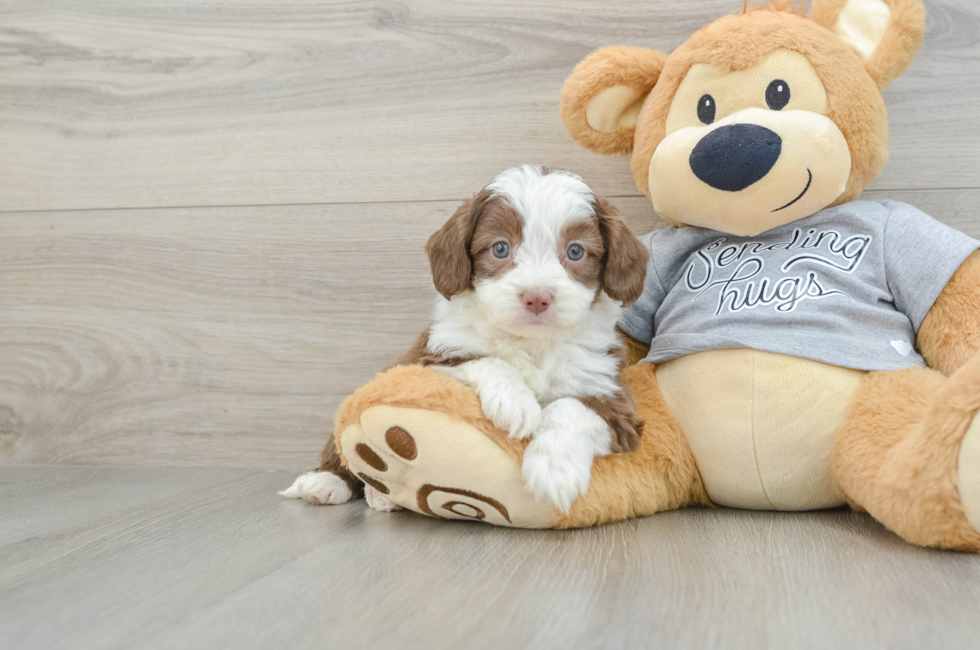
top-left (697, 94), bottom-right (716, 124)
top-left (766, 79), bottom-right (791, 110)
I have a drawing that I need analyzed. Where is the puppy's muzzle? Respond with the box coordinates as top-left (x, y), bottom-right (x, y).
top-left (689, 124), bottom-right (782, 192)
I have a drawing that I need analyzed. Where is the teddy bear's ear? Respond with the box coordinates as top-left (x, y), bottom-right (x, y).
top-left (809, 0), bottom-right (926, 89)
top-left (561, 46), bottom-right (668, 156)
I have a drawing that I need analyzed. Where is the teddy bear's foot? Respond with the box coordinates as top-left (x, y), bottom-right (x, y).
top-left (339, 404), bottom-right (559, 528)
top-left (951, 354), bottom-right (980, 539)
top-left (836, 352), bottom-right (980, 551)
top-left (958, 414), bottom-right (980, 534)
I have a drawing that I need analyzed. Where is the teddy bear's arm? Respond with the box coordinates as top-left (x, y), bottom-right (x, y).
top-left (917, 251), bottom-right (980, 375)
top-left (618, 326), bottom-right (651, 366)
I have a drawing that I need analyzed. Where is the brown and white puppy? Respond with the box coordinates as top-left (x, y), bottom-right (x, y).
top-left (283, 165), bottom-right (648, 513)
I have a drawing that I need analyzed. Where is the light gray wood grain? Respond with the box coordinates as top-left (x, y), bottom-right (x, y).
top-left (1, 466), bottom-right (979, 650)
top-left (0, 0), bottom-right (978, 212)
top-left (2, 190), bottom-right (976, 469)
top-left (2, 2), bottom-right (979, 646)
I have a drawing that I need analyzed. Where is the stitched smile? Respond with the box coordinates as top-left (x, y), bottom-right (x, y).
top-left (772, 169), bottom-right (813, 212)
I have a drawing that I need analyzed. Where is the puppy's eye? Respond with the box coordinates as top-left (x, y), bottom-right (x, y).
top-left (491, 241), bottom-right (510, 259)
top-left (566, 244), bottom-right (585, 261)
top-left (766, 79), bottom-right (790, 110)
top-left (697, 94), bottom-right (716, 124)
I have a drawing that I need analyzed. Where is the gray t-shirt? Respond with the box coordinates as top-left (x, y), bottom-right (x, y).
top-left (621, 200), bottom-right (979, 371)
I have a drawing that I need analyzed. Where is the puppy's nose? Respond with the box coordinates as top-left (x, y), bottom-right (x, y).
top-left (689, 124), bottom-right (782, 192)
top-left (521, 289), bottom-right (553, 315)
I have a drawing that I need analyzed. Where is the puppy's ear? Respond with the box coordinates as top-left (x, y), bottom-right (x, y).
top-left (426, 191), bottom-right (488, 299)
top-left (596, 198), bottom-right (649, 306)
top-left (809, 0), bottom-right (925, 89)
top-left (561, 46), bottom-right (668, 156)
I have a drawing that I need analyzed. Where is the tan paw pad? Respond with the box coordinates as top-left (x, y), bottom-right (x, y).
top-left (339, 405), bottom-right (558, 528)
top-left (958, 414), bottom-right (980, 534)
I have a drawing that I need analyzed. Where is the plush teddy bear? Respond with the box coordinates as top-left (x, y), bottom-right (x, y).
top-left (311, 0), bottom-right (980, 551)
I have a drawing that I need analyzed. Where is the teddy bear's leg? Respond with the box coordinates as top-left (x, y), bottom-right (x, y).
top-left (834, 353), bottom-right (980, 551)
top-left (333, 363), bottom-right (708, 528)
top-left (556, 363), bottom-right (710, 527)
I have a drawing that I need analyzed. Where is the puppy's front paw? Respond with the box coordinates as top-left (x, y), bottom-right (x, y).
top-left (365, 485), bottom-right (404, 512)
top-left (280, 471), bottom-right (353, 505)
top-left (479, 381), bottom-right (541, 440)
top-left (521, 434), bottom-right (593, 514)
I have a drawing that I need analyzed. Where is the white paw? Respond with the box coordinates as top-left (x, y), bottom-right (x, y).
top-left (479, 380), bottom-right (541, 440)
top-left (522, 439), bottom-right (593, 514)
top-left (365, 485), bottom-right (403, 512)
top-left (521, 434), bottom-right (593, 514)
top-left (280, 471), bottom-right (353, 505)
top-left (520, 398), bottom-right (609, 513)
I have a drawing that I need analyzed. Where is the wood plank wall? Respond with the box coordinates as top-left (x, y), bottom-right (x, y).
top-left (2, 1), bottom-right (978, 469)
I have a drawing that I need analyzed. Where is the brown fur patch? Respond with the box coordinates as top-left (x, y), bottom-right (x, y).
top-left (834, 353), bottom-right (980, 551)
top-left (425, 189), bottom-right (492, 299)
top-left (316, 432), bottom-right (364, 498)
top-left (579, 340), bottom-right (642, 454)
top-left (395, 330), bottom-right (477, 368)
top-left (559, 218), bottom-right (605, 290)
top-left (580, 390), bottom-right (643, 454)
top-left (470, 196), bottom-right (524, 282)
top-left (594, 198), bottom-right (649, 305)
top-left (917, 251), bottom-right (980, 376)
top-left (425, 189), bottom-right (527, 296)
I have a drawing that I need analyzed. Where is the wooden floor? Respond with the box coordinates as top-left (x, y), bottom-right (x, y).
top-left (2, 1), bottom-right (980, 648)
top-left (3, 466), bottom-right (980, 650)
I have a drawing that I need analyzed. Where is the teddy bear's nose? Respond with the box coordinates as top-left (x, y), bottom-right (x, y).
top-left (689, 124), bottom-right (782, 192)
